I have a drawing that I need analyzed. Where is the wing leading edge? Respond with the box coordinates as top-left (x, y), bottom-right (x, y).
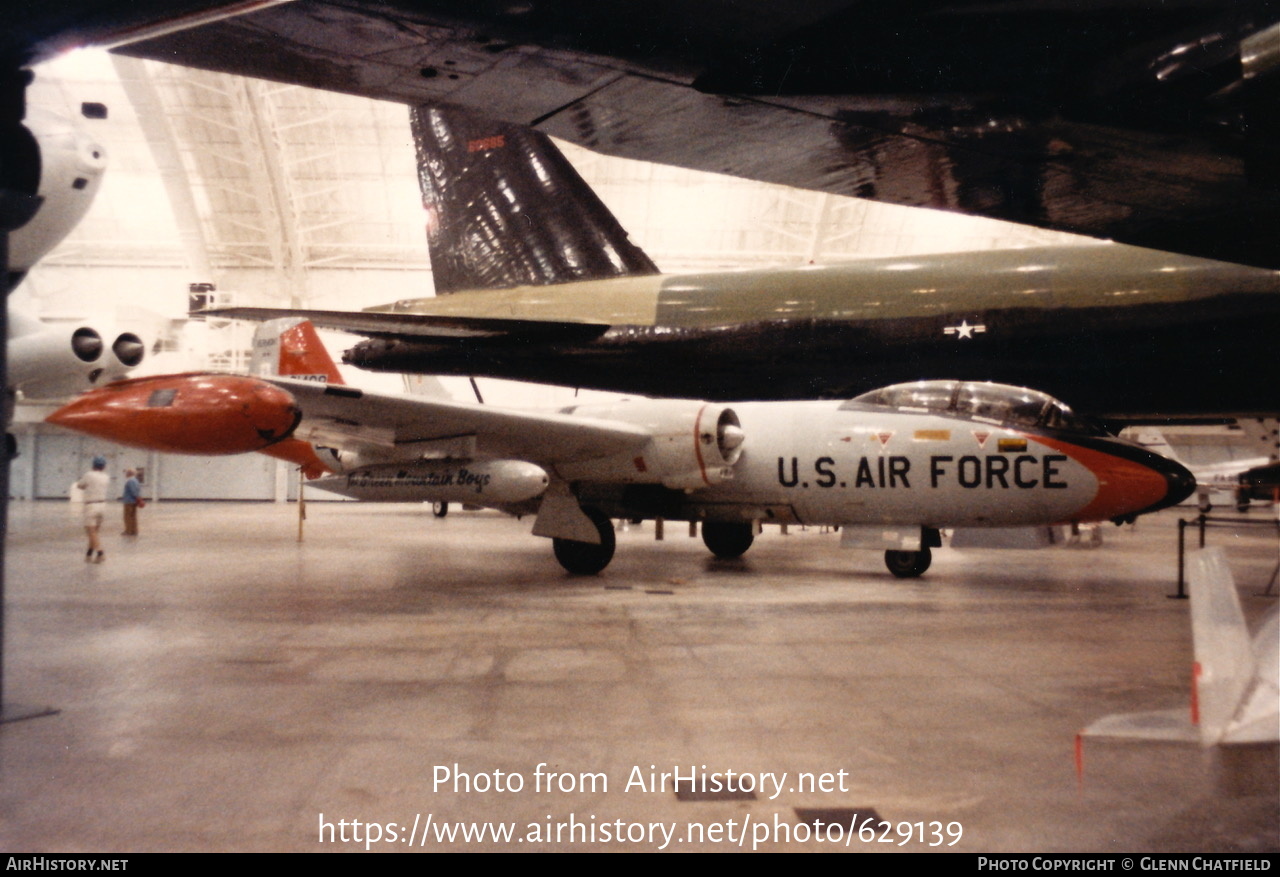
top-left (208, 306), bottom-right (610, 345)
top-left (266, 376), bottom-right (649, 467)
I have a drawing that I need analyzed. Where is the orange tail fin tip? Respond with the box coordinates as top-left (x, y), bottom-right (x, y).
top-left (275, 320), bottom-right (344, 385)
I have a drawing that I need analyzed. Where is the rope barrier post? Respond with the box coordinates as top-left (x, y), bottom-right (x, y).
top-left (1172, 518), bottom-right (1189, 600)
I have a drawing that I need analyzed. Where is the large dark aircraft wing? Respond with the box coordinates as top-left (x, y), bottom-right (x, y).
top-left (206, 307), bottom-right (610, 345)
top-left (82, 1), bottom-right (1280, 270)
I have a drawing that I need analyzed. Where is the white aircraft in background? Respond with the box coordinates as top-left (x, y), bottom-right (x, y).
top-left (8, 106), bottom-right (106, 285)
top-left (1132, 430), bottom-right (1273, 512)
top-left (47, 319), bottom-right (1194, 577)
top-left (6, 103), bottom-right (151, 400)
top-left (8, 307), bottom-right (146, 401)
top-left (1081, 547), bottom-right (1279, 747)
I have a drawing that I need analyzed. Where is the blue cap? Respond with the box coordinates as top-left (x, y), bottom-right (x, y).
top-left (92, 456), bottom-right (107, 469)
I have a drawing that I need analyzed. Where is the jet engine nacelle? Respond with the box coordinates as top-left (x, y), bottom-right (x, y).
top-left (556, 399), bottom-right (745, 490)
top-left (9, 106), bottom-right (108, 280)
top-left (7, 311), bottom-right (146, 399)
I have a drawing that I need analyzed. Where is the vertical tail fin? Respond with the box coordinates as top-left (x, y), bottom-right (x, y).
top-left (402, 373), bottom-right (454, 399)
top-left (251, 318), bottom-right (344, 385)
top-left (1187, 548), bottom-right (1278, 744)
top-left (1132, 429), bottom-right (1178, 462)
top-left (410, 104), bottom-right (660, 294)
top-left (1079, 547), bottom-right (1279, 745)
top-left (249, 318), bottom-right (341, 479)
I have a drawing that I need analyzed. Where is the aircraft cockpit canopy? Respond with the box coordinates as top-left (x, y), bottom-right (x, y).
top-left (847, 381), bottom-right (1106, 435)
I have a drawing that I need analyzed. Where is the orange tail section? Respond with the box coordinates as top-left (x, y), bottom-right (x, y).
top-left (250, 318), bottom-right (344, 478)
top-left (252, 317), bottom-right (344, 385)
top-left (260, 438), bottom-right (335, 480)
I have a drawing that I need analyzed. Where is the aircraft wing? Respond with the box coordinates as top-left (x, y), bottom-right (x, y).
top-left (210, 307), bottom-right (610, 344)
top-left (267, 376), bottom-right (649, 465)
top-left (96, 1), bottom-right (1280, 270)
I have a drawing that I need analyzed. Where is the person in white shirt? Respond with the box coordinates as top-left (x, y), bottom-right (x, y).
top-left (76, 456), bottom-right (109, 563)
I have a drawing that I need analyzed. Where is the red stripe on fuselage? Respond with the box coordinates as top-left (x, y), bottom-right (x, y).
top-left (1033, 434), bottom-right (1169, 522)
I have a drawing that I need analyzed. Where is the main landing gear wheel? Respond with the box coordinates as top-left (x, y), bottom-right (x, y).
top-left (701, 521), bottom-right (754, 559)
top-left (884, 547), bottom-right (932, 578)
top-left (432, 502), bottom-right (449, 518)
top-left (552, 508), bottom-right (616, 575)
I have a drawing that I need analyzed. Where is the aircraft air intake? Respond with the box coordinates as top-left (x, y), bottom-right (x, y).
top-left (717, 408), bottom-right (746, 464)
top-left (111, 332), bottom-right (146, 367)
top-left (71, 327), bottom-right (103, 362)
top-left (555, 400), bottom-right (745, 490)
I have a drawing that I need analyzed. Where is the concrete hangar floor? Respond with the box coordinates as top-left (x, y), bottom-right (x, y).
top-left (1, 500), bottom-right (1275, 853)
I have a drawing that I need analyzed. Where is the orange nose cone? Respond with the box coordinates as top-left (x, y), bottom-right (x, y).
top-left (46, 374), bottom-right (301, 455)
top-left (1077, 455), bottom-right (1174, 520)
top-left (1036, 435), bottom-right (1196, 521)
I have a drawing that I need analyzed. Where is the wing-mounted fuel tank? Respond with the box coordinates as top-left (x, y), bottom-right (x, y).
top-left (555, 399), bottom-right (745, 490)
top-left (45, 373), bottom-right (300, 454)
top-left (311, 460), bottom-right (549, 505)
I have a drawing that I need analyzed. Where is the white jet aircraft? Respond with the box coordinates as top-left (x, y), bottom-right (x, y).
top-left (47, 320), bottom-right (1195, 577)
top-left (1131, 430), bottom-right (1273, 512)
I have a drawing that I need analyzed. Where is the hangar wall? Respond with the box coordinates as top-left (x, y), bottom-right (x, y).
top-left (11, 427), bottom-right (293, 502)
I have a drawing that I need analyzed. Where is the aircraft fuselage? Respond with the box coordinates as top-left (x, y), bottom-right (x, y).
top-left (563, 399), bottom-right (1189, 529)
top-left (345, 246), bottom-right (1280, 418)
top-left (300, 397), bottom-right (1190, 530)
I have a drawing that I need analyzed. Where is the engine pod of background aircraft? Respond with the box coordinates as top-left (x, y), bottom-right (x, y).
top-left (7, 311), bottom-right (147, 400)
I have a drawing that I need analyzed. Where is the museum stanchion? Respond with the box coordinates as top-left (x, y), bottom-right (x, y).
top-left (297, 467), bottom-right (306, 543)
top-left (1174, 512), bottom-right (1280, 599)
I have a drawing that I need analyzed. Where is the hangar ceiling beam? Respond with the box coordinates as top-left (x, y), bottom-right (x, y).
top-left (805, 193), bottom-right (835, 264)
top-left (231, 77), bottom-right (303, 306)
top-left (110, 54), bottom-right (213, 282)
